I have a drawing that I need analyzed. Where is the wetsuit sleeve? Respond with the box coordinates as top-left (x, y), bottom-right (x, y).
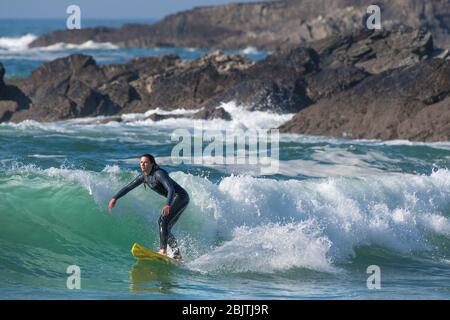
top-left (113, 174), bottom-right (144, 200)
top-left (155, 170), bottom-right (175, 206)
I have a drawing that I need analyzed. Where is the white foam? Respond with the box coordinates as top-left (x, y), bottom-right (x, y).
top-left (0, 34), bottom-right (118, 52)
top-left (39, 40), bottom-right (119, 51)
top-left (4, 102), bottom-right (292, 138)
top-left (176, 169), bottom-right (450, 272)
top-left (28, 154), bottom-right (66, 159)
top-left (241, 46), bottom-right (261, 55)
top-left (120, 101), bottom-right (295, 132)
top-left (422, 213), bottom-right (450, 236)
top-left (187, 221), bottom-right (335, 274)
top-left (121, 108), bottom-right (198, 122)
top-left (0, 37), bottom-right (120, 66)
top-left (101, 165), bottom-right (122, 174)
top-left (0, 34), bottom-right (37, 51)
top-left (5, 163), bottom-right (450, 274)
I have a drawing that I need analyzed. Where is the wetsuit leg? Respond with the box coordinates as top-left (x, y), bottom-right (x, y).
top-left (158, 193), bottom-right (189, 253)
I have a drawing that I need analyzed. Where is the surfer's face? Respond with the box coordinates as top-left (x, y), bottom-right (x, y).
top-left (140, 156), bottom-right (152, 174)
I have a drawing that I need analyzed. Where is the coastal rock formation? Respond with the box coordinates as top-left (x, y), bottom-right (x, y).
top-left (202, 47), bottom-right (319, 113)
top-left (310, 27), bottom-right (434, 74)
top-left (279, 58), bottom-right (450, 141)
top-left (29, 0), bottom-right (450, 50)
top-left (202, 27), bottom-right (432, 112)
top-left (2, 24), bottom-right (450, 141)
top-left (1, 51), bottom-right (250, 122)
top-left (132, 50), bottom-right (252, 112)
top-left (0, 63), bottom-right (4, 86)
top-left (7, 55), bottom-right (120, 122)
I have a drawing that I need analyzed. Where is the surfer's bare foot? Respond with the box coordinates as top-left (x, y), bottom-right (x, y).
top-left (159, 249), bottom-right (166, 255)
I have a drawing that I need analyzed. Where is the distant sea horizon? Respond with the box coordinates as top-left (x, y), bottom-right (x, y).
top-left (0, 18), bottom-right (268, 79)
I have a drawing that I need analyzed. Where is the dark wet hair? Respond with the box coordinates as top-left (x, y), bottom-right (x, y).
top-left (140, 153), bottom-right (156, 164)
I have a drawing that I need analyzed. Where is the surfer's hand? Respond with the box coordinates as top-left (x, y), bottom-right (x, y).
top-left (162, 205), bottom-right (171, 216)
top-left (108, 198), bottom-right (116, 212)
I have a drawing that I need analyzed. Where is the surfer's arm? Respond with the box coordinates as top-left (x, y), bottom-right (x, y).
top-left (112, 174), bottom-right (144, 200)
top-left (155, 170), bottom-right (175, 206)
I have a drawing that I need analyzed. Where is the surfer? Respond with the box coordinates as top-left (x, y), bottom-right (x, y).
top-left (108, 154), bottom-right (189, 260)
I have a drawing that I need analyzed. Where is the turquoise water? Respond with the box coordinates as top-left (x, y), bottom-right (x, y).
top-left (0, 110), bottom-right (450, 299)
top-left (0, 19), bottom-right (449, 300)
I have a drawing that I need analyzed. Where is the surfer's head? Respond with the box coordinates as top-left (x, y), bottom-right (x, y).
top-left (140, 154), bottom-right (155, 174)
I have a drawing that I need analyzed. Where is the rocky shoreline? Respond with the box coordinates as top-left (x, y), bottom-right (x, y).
top-left (0, 50), bottom-right (252, 123)
top-left (2, 26), bottom-right (450, 141)
top-left (2, 1), bottom-right (450, 142)
top-left (29, 0), bottom-right (450, 51)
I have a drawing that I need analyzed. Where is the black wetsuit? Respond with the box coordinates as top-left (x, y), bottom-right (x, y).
top-left (113, 165), bottom-right (189, 256)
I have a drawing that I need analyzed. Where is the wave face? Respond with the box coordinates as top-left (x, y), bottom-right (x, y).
top-left (1, 113), bottom-right (450, 298)
top-left (2, 165), bottom-right (449, 275)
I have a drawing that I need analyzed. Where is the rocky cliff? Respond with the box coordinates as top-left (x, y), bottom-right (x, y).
top-left (29, 0), bottom-right (450, 51)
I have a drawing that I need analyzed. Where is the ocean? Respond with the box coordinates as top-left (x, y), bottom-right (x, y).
top-left (0, 19), bottom-right (449, 300)
top-left (0, 18), bottom-right (267, 79)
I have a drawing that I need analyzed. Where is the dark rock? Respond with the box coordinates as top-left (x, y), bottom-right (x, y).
top-left (400, 59), bottom-right (450, 105)
top-left (127, 51), bottom-right (252, 113)
top-left (310, 27), bottom-right (434, 74)
top-left (95, 55), bottom-right (180, 112)
top-left (193, 106), bottom-right (231, 120)
top-left (23, 54), bottom-right (104, 98)
top-left (143, 106), bottom-right (231, 122)
top-left (397, 96), bottom-right (450, 141)
top-left (279, 59), bottom-right (450, 141)
top-left (0, 63), bottom-right (32, 118)
top-left (20, 95), bottom-right (76, 122)
top-left (4, 54), bottom-right (121, 122)
top-left (303, 66), bottom-right (369, 101)
top-left (101, 55), bottom-right (179, 81)
top-left (204, 47), bottom-right (319, 113)
top-left (97, 79), bottom-right (141, 109)
top-left (24, 78), bottom-right (121, 121)
top-left (0, 82), bottom-right (31, 109)
top-left (147, 63), bottom-right (222, 110)
top-left (0, 63), bottom-right (4, 86)
top-left (0, 101), bottom-right (19, 122)
top-left (144, 113), bottom-right (185, 122)
top-left (64, 80), bottom-right (120, 117)
top-left (209, 27), bottom-right (436, 114)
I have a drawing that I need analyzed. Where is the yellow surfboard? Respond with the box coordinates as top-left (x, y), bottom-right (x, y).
top-left (131, 243), bottom-right (182, 264)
